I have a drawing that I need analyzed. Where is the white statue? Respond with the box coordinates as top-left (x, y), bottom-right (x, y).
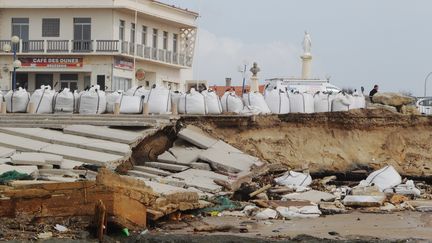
top-left (302, 31), bottom-right (312, 55)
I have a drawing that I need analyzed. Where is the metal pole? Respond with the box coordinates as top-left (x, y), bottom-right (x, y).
top-left (241, 64), bottom-right (247, 97)
top-left (424, 71), bottom-right (432, 97)
top-left (12, 48), bottom-right (17, 91)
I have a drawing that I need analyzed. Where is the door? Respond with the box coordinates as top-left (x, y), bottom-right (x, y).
top-left (35, 74), bottom-right (53, 89)
top-left (16, 73), bottom-right (29, 89)
top-left (12, 18), bottom-right (29, 51)
top-left (60, 74), bottom-right (78, 92)
top-left (97, 75), bottom-right (105, 91)
top-left (73, 18), bottom-right (91, 52)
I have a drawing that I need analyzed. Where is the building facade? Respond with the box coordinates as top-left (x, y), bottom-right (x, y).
top-left (0, 0), bottom-right (198, 92)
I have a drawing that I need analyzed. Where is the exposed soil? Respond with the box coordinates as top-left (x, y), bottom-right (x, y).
top-left (181, 109), bottom-right (432, 176)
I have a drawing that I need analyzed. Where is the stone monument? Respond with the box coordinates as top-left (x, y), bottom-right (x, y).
top-left (249, 62), bottom-right (260, 92)
top-left (301, 31), bottom-right (312, 79)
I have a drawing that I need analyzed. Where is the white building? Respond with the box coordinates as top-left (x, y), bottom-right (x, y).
top-left (0, 0), bottom-right (198, 92)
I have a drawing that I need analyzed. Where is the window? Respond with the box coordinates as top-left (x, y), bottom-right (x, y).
top-left (73, 18), bottom-right (91, 40)
top-left (112, 77), bottom-right (132, 91)
top-left (119, 20), bottom-right (125, 41)
top-left (60, 74), bottom-right (78, 91)
top-left (42, 18), bottom-right (60, 37)
top-left (163, 31), bottom-right (168, 50)
top-left (130, 23), bottom-right (136, 43)
top-left (152, 28), bottom-right (158, 48)
top-left (12, 18), bottom-right (29, 40)
top-left (173, 33), bottom-right (178, 53)
top-left (141, 25), bottom-right (147, 45)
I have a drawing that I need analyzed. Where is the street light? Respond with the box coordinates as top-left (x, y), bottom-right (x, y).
top-left (424, 71), bottom-right (432, 97)
top-left (238, 60), bottom-right (248, 97)
top-left (2, 36), bottom-right (21, 90)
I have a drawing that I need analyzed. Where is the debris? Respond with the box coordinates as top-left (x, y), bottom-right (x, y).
top-left (178, 126), bottom-right (218, 149)
top-left (0, 170), bottom-right (33, 184)
top-left (380, 203), bottom-right (397, 212)
top-left (360, 166), bottom-right (402, 192)
top-left (390, 194), bottom-right (410, 205)
top-left (351, 185), bottom-right (382, 196)
top-left (405, 200), bottom-right (432, 212)
top-left (255, 208), bottom-right (278, 220)
top-left (37, 232), bottom-right (53, 240)
top-left (94, 200), bottom-right (107, 242)
top-left (282, 190), bottom-right (336, 203)
top-left (319, 201), bottom-right (347, 215)
top-left (276, 205), bottom-right (321, 219)
top-left (249, 184), bottom-right (271, 198)
top-left (122, 228), bottom-right (130, 237)
top-left (194, 225), bottom-right (235, 232)
top-left (342, 194), bottom-right (386, 207)
top-left (319, 176), bottom-right (337, 186)
top-left (242, 205), bottom-right (259, 217)
top-left (394, 180), bottom-right (421, 197)
top-left (54, 224), bottom-right (68, 232)
top-left (274, 171), bottom-right (312, 188)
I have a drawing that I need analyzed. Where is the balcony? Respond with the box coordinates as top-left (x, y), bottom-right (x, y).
top-left (0, 39), bottom-right (193, 68)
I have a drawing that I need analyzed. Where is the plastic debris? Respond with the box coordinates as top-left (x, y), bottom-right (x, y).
top-left (255, 208), bottom-right (278, 220)
top-left (54, 224), bottom-right (68, 232)
top-left (274, 171), bottom-right (312, 188)
top-left (360, 166), bottom-right (402, 192)
top-left (276, 205), bottom-right (321, 219)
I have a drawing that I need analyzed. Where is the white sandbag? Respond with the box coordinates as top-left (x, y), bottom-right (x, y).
top-left (243, 92), bottom-right (271, 114)
top-left (125, 86), bottom-right (148, 97)
top-left (264, 88), bottom-right (290, 114)
top-left (274, 171), bottom-right (312, 187)
top-left (171, 91), bottom-right (183, 106)
top-left (120, 95), bottom-right (144, 114)
top-left (255, 208), bottom-right (278, 220)
top-left (331, 92), bottom-right (353, 112)
top-left (29, 85), bottom-right (55, 114)
top-left (145, 85), bottom-right (171, 114)
top-left (351, 91), bottom-right (366, 109)
top-left (202, 90), bottom-right (222, 114)
top-left (106, 91), bottom-right (123, 113)
top-left (276, 206), bottom-right (321, 219)
top-left (361, 165), bottom-right (402, 192)
top-left (288, 91), bottom-right (314, 113)
top-left (313, 92), bottom-right (333, 113)
top-left (78, 85), bottom-right (106, 114)
top-left (394, 180), bottom-right (421, 197)
top-left (221, 91), bottom-right (244, 113)
top-left (178, 88), bottom-right (206, 115)
top-left (5, 88), bottom-right (30, 113)
top-left (53, 88), bottom-right (79, 113)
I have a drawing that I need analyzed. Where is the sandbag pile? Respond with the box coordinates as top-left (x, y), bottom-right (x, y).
top-left (144, 85), bottom-right (171, 114)
top-left (264, 88), bottom-right (290, 114)
top-left (288, 91), bottom-right (314, 113)
top-left (53, 88), bottom-right (79, 113)
top-left (331, 92), bottom-right (353, 112)
top-left (178, 88), bottom-right (207, 115)
top-left (221, 91), bottom-right (244, 113)
top-left (243, 92), bottom-right (271, 114)
top-left (29, 85), bottom-right (55, 114)
top-left (202, 90), bottom-right (222, 114)
top-left (5, 88), bottom-right (30, 113)
top-left (313, 92), bottom-right (333, 113)
top-left (78, 85), bottom-right (106, 114)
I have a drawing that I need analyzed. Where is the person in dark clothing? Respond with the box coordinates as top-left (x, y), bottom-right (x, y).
top-left (369, 85), bottom-right (379, 102)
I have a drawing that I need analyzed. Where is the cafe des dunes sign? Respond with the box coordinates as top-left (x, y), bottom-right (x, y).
top-left (19, 57), bottom-right (83, 68)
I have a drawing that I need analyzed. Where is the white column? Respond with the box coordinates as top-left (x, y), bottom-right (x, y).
top-left (301, 54), bottom-right (312, 79)
top-left (249, 76), bottom-right (259, 92)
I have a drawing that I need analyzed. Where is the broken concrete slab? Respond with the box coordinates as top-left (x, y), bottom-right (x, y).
top-left (144, 162), bottom-right (189, 172)
top-left (11, 153), bottom-right (63, 166)
top-left (134, 166), bottom-right (173, 177)
top-left (318, 201), bottom-right (347, 215)
top-left (0, 164), bottom-right (38, 176)
top-left (177, 126), bottom-right (218, 149)
top-left (405, 200), bottom-right (432, 212)
top-left (0, 132), bottom-right (50, 152)
top-left (137, 179), bottom-right (187, 195)
top-left (128, 170), bottom-right (162, 180)
top-left (282, 190), bottom-right (337, 203)
top-left (63, 125), bottom-right (144, 145)
top-left (199, 149), bottom-right (257, 173)
top-left (157, 151), bottom-right (178, 164)
top-left (60, 159), bottom-right (84, 169)
top-left (0, 127), bottom-right (131, 156)
top-left (190, 162), bottom-right (211, 171)
top-left (154, 177), bottom-right (187, 188)
top-left (0, 158), bottom-right (11, 165)
top-left (171, 169), bottom-right (229, 193)
top-left (342, 194), bottom-right (386, 207)
top-left (168, 146), bottom-right (202, 165)
top-left (210, 140), bottom-right (242, 153)
top-left (0, 146), bottom-right (15, 158)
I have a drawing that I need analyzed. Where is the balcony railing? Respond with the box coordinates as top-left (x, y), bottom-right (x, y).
top-left (0, 39), bottom-right (193, 67)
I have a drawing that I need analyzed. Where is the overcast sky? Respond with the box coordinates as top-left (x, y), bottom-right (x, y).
top-left (163, 0), bottom-right (432, 96)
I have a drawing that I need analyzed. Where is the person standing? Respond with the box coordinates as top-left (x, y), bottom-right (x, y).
top-left (369, 85), bottom-right (379, 102)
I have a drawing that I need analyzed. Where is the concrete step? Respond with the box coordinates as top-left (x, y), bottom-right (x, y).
top-left (127, 170), bottom-right (161, 180)
top-left (144, 162), bottom-right (189, 172)
top-left (134, 165), bottom-right (173, 176)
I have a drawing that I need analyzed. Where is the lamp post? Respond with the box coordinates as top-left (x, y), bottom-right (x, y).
top-left (2, 36), bottom-right (21, 90)
top-left (238, 60), bottom-right (248, 97)
top-left (424, 71), bottom-right (432, 97)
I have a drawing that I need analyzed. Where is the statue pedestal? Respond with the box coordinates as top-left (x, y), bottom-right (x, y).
top-left (301, 54), bottom-right (312, 79)
top-left (249, 76), bottom-right (259, 92)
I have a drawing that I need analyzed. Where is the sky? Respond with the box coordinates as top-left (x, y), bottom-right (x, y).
top-left (163, 0), bottom-right (432, 96)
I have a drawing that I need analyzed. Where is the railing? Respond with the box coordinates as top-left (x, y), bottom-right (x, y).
top-left (96, 40), bottom-right (119, 52)
top-left (22, 40), bottom-right (44, 53)
top-left (0, 39), bottom-right (193, 67)
top-left (47, 40), bottom-right (69, 52)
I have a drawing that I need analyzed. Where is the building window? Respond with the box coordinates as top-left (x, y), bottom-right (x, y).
top-left (112, 77), bottom-right (132, 91)
top-left (141, 25), bottom-right (147, 46)
top-left (173, 33), bottom-right (178, 53)
top-left (152, 28), bottom-right (158, 48)
top-left (42, 18), bottom-right (60, 37)
top-left (163, 31), bottom-right (168, 50)
top-left (119, 20), bottom-right (125, 41)
top-left (11, 18), bottom-right (29, 40)
top-left (73, 18), bottom-right (91, 40)
top-left (130, 23), bottom-right (136, 43)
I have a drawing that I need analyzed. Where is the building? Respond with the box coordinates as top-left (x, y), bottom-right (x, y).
top-left (0, 0), bottom-right (198, 92)
top-left (212, 84), bottom-right (265, 97)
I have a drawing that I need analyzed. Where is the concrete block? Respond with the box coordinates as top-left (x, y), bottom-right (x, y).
top-left (0, 132), bottom-right (50, 152)
top-left (127, 170), bottom-right (162, 180)
top-left (144, 162), bottom-right (189, 172)
top-left (60, 159), bottom-right (84, 169)
top-left (0, 146), bottom-right (15, 158)
top-left (199, 149), bottom-right (257, 173)
top-left (0, 164), bottom-right (38, 176)
top-left (138, 179), bottom-right (188, 195)
top-left (171, 169), bottom-right (229, 193)
top-left (157, 151), bottom-right (178, 164)
top-left (134, 166), bottom-right (173, 176)
top-left (342, 194), bottom-right (386, 207)
top-left (177, 126), bottom-right (217, 149)
top-left (63, 125), bottom-right (144, 145)
top-left (282, 190), bottom-right (337, 203)
top-left (0, 158), bottom-right (11, 165)
top-left (11, 153), bottom-right (63, 166)
top-left (190, 162), bottom-right (212, 171)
